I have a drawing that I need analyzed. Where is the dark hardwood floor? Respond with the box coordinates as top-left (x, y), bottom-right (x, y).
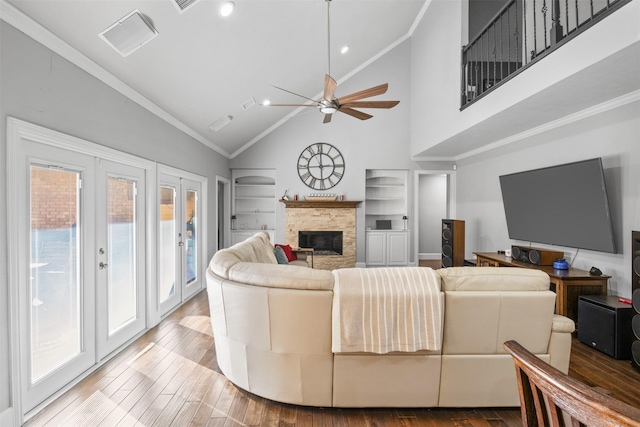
top-left (24, 287), bottom-right (640, 427)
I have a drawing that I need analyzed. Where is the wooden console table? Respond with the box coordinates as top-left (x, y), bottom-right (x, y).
top-left (474, 252), bottom-right (609, 323)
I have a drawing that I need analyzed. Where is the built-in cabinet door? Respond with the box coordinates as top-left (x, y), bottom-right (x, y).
top-left (365, 232), bottom-right (387, 265)
top-left (365, 231), bottom-right (409, 266)
top-left (387, 232), bottom-right (409, 266)
top-left (96, 160), bottom-right (146, 359)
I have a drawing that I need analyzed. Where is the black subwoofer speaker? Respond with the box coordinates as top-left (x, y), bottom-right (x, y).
top-left (632, 231), bottom-right (640, 370)
top-left (442, 219), bottom-right (465, 268)
top-left (578, 295), bottom-right (634, 360)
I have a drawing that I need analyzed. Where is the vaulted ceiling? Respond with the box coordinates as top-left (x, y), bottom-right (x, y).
top-left (5, 0), bottom-right (426, 158)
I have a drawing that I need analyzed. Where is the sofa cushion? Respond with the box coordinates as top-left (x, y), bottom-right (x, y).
top-left (437, 266), bottom-right (550, 291)
top-left (228, 262), bottom-right (334, 290)
top-left (210, 232), bottom-right (278, 279)
top-left (275, 244), bottom-right (297, 262)
top-left (274, 246), bottom-right (289, 264)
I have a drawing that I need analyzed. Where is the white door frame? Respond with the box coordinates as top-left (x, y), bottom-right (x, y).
top-left (6, 118), bottom-right (157, 424)
top-left (216, 176), bottom-right (231, 250)
top-left (413, 169), bottom-right (457, 264)
top-left (157, 164), bottom-right (207, 317)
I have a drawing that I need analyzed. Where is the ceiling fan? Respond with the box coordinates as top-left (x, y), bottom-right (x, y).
top-left (265, 0), bottom-right (399, 123)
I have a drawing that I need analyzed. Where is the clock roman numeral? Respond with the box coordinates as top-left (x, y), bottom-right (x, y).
top-left (300, 171), bottom-right (311, 181)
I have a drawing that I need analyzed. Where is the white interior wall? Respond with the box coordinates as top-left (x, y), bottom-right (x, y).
top-left (418, 174), bottom-right (448, 256)
top-left (0, 21), bottom-right (230, 415)
top-left (229, 40), bottom-right (447, 264)
top-left (455, 101), bottom-right (640, 297)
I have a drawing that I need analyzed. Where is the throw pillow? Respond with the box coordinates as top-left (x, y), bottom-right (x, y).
top-left (275, 244), bottom-right (297, 262)
top-left (274, 246), bottom-right (289, 264)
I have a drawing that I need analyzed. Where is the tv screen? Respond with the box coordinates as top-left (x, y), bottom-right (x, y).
top-left (499, 158), bottom-right (616, 253)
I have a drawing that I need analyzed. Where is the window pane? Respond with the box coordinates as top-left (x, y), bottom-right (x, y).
top-left (185, 190), bottom-right (197, 285)
top-left (159, 186), bottom-right (176, 302)
top-left (108, 178), bottom-right (137, 334)
top-left (30, 165), bottom-right (81, 382)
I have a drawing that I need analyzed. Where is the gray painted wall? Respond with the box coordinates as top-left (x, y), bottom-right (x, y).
top-left (0, 22), bottom-right (230, 413)
top-left (418, 174), bottom-right (448, 255)
top-left (454, 102), bottom-right (640, 297)
top-left (230, 40), bottom-right (452, 264)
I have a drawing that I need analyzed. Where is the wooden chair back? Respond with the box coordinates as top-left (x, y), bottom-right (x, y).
top-left (504, 340), bottom-right (640, 427)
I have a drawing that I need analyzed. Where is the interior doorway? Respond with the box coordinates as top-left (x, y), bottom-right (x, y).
top-left (216, 176), bottom-right (231, 250)
top-left (414, 170), bottom-right (456, 264)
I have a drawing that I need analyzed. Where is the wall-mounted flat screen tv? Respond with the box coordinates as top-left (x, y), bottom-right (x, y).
top-left (499, 158), bottom-right (616, 253)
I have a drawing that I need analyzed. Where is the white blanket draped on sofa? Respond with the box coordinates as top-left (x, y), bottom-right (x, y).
top-left (332, 267), bottom-right (442, 354)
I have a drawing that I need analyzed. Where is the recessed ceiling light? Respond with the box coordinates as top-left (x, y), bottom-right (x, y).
top-left (340, 45), bottom-right (349, 54)
top-left (262, 99), bottom-right (271, 106)
top-left (219, 2), bottom-right (235, 17)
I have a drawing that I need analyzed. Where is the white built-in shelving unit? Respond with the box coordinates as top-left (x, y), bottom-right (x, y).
top-left (231, 169), bottom-right (275, 245)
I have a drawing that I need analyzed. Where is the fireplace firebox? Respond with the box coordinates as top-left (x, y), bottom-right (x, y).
top-left (299, 231), bottom-right (343, 256)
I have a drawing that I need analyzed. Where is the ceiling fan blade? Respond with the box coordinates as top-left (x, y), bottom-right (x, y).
top-left (337, 83), bottom-right (389, 104)
top-left (341, 100), bottom-right (400, 109)
top-left (338, 107), bottom-right (373, 121)
top-left (264, 103), bottom-right (317, 107)
top-left (323, 75), bottom-right (337, 101)
top-left (323, 114), bottom-right (332, 124)
top-left (272, 85), bottom-right (319, 104)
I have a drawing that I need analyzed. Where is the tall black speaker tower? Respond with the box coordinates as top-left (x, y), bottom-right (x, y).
top-left (632, 231), bottom-right (640, 370)
top-left (442, 219), bottom-right (465, 268)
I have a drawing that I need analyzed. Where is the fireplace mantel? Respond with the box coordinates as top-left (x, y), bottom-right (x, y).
top-left (280, 200), bottom-right (362, 209)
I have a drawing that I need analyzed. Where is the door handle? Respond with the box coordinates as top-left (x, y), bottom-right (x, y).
top-left (99, 262), bottom-right (108, 270)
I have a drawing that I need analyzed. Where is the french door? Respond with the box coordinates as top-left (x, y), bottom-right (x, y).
top-left (18, 142), bottom-right (97, 413)
top-left (158, 170), bottom-right (203, 316)
top-left (96, 160), bottom-right (146, 359)
top-left (13, 136), bottom-right (148, 414)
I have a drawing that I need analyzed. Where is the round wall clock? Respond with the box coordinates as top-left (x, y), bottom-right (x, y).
top-left (297, 142), bottom-right (345, 190)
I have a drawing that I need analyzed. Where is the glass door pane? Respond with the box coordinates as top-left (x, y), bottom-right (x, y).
top-left (30, 165), bottom-right (81, 382)
top-left (97, 160), bottom-right (146, 360)
top-left (159, 185), bottom-right (177, 304)
top-left (185, 189), bottom-right (197, 285)
top-left (107, 178), bottom-right (137, 334)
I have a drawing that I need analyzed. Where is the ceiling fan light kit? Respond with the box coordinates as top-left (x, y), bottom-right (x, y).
top-left (265, 0), bottom-right (399, 123)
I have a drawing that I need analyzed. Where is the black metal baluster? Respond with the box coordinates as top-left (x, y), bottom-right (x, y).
top-left (499, 12), bottom-right (504, 81)
top-left (542, 0), bottom-right (548, 49)
top-left (533, 0), bottom-right (538, 58)
top-left (493, 20), bottom-right (497, 86)
top-left (524, 0), bottom-right (528, 65)
top-left (515, 0), bottom-right (519, 68)
top-left (565, 0), bottom-right (569, 35)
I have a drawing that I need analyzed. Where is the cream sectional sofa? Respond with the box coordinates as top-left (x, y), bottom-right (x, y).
top-left (206, 232), bottom-right (575, 408)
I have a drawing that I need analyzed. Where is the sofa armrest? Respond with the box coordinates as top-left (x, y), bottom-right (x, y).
top-left (548, 314), bottom-right (575, 374)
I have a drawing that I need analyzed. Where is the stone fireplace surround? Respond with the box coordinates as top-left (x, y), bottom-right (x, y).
top-left (282, 200), bottom-right (361, 270)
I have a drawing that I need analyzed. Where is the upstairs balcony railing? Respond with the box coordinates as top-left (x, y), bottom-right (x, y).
top-left (461, 0), bottom-right (631, 108)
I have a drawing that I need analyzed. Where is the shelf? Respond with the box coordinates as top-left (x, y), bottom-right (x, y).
top-left (280, 200), bottom-right (362, 209)
top-left (234, 210), bottom-right (275, 214)
top-left (366, 197), bottom-right (404, 201)
top-left (236, 195), bottom-right (274, 200)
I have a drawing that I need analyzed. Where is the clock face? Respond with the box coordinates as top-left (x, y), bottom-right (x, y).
top-left (297, 142), bottom-right (345, 190)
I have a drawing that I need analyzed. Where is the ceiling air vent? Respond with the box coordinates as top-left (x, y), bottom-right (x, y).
top-left (209, 115), bottom-right (234, 132)
top-left (172, 0), bottom-right (201, 13)
top-left (99, 10), bottom-right (158, 57)
top-left (242, 98), bottom-right (256, 110)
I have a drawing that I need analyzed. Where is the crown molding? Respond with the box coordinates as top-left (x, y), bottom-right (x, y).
top-left (0, 0), bottom-right (231, 158)
top-left (412, 90), bottom-right (640, 162)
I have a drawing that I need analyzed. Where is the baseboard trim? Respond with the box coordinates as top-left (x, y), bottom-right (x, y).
top-left (419, 253), bottom-right (440, 260)
top-left (0, 407), bottom-right (15, 427)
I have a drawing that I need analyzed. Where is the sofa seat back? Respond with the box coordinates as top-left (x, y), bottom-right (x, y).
top-left (210, 231), bottom-right (277, 279)
top-left (436, 266), bottom-right (557, 408)
top-left (438, 267), bottom-right (556, 355)
top-left (207, 268), bottom-right (334, 406)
